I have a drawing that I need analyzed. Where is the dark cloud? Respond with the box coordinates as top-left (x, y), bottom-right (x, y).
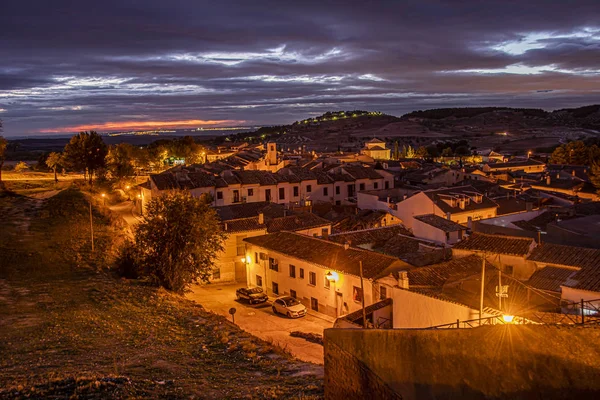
top-left (1, 0), bottom-right (600, 135)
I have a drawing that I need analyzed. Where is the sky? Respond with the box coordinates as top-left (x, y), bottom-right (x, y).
top-left (1, 0), bottom-right (600, 137)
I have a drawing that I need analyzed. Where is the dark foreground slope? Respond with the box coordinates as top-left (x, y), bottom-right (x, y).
top-left (0, 189), bottom-right (323, 399)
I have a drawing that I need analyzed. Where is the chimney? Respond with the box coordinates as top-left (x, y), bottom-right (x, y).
top-left (446, 212), bottom-right (451, 220)
top-left (546, 175), bottom-right (551, 185)
top-left (224, 222), bottom-right (228, 231)
top-left (258, 212), bottom-right (264, 224)
top-left (572, 170), bottom-right (576, 177)
top-left (397, 271), bottom-right (409, 289)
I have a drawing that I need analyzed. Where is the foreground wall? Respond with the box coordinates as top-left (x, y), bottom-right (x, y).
top-left (324, 326), bottom-right (600, 400)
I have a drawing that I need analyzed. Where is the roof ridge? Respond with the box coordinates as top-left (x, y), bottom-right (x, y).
top-left (274, 231), bottom-right (401, 260)
top-left (471, 232), bottom-right (535, 241)
top-left (329, 224), bottom-right (408, 236)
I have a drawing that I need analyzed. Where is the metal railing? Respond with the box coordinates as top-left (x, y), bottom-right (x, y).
top-left (428, 299), bottom-right (600, 329)
top-left (428, 315), bottom-right (532, 329)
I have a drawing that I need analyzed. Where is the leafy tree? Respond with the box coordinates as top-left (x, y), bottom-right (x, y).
top-left (588, 144), bottom-right (600, 166)
top-left (132, 191), bottom-right (226, 292)
top-left (590, 163), bottom-right (600, 194)
top-left (567, 141), bottom-right (588, 165)
top-left (0, 133), bottom-right (6, 188)
top-left (106, 143), bottom-right (136, 180)
top-left (147, 145), bottom-right (169, 171)
top-left (441, 147), bottom-right (453, 157)
top-left (63, 131), bottom-right (107, 184)
top-left (550, 145), bottom-right (568, 164)
top-left (393, 141), bottom-right (399, 160)
top-left (14, 161), bottom-right (29, 172)
top-left (415, 146), bottom-right (429, 159)
top-left (46, 152), bottom-right (63, 182)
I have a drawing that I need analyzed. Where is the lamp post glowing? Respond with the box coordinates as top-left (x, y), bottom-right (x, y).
top-left (502, 315), bottom-right (514, 323)
top-left (326, 271), bottom-right (340, 317)
top-left (126, 185), bottom-right (131, 201)
top-left (101, 193), bottom-right (106, 206)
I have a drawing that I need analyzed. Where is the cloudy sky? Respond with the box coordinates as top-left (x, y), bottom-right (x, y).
top-left (1, 0), bottom-right (599, 136)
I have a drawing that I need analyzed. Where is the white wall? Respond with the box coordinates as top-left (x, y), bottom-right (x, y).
top-left (244, 243), bottom-right (374, 318)
top-left (391, 288), bottom-right (492, 328)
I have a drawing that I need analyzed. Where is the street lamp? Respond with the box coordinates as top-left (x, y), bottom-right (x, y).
top-left (101, 193), bottom-right (106, 206)
top-left (502, 315), bottom-right (514, 323)
top-left (125, 185), bottom-right (131, 201)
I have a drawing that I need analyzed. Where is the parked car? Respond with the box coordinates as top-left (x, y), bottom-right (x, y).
top-left (272, 296), bottom-right (307, 318)
top-left (236, 287), bottom-right (268, 304)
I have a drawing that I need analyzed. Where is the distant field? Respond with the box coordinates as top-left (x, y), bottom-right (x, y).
top-left (0, 189), bottom-right (323, 398)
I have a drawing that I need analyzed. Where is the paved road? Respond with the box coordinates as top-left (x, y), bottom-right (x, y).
top-left (186, 283), bottom-right (333, 364)
top-left (109, 201), bottom-right (142, 228)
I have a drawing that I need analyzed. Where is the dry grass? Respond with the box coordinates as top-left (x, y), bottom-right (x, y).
top-left (0, 188), bottom-right (324, 399)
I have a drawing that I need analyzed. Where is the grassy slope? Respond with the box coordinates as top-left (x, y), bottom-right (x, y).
top-left (0, 188), bottom-right (323, 399)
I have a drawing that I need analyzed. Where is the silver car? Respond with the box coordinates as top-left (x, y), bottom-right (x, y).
top-left (272, 296), bottom-right (307, 318)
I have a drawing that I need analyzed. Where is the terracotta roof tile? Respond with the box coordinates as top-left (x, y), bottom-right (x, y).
top-left (453, 232), bottom-right (535, 256)
top-left (244, 232), bottom-right (405, 279)
top-left (527, 266), bottom-right (577, 292)
top-left (266, 213), bottom-right (331, 233)
top-left (414, 214), bottom-right (465, 232)
top-left (407, 254), bottom-right (484, 287)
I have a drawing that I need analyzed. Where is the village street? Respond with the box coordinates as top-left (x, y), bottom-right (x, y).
top-left (186, 283), bottom-right (333, 364)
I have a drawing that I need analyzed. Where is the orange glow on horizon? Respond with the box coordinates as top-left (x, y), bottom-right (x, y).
top-left (39, 119), bottom-right (245, 133)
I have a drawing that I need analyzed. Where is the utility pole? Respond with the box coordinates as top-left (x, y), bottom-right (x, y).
top-left (89, 200), bottom-right (94, 252)
top-left (479, 254), bottom-right (486, 324)
top-left (498, 269), bottom-right (502, 311)
top-left (359, 261), bottom-right (367, 328)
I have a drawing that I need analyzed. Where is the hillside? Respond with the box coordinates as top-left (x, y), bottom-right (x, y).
top-left (0, 187), bottom-right (323, 399)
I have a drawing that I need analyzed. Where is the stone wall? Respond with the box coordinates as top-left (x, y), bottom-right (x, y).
top-left (324, 326), bottom-right (600, 400)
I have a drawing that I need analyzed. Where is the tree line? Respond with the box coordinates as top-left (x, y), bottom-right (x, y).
top-left (2, 132), bottom-right (207, 185)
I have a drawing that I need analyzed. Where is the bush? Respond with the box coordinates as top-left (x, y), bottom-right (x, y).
top-left (115, 241), bottom-right (141, 279)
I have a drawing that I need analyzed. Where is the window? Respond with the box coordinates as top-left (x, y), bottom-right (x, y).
top-left (385, 181), bottom-right (390, 189)
top-left (323, 187), bottom-right (328, 196)
top-left (306, 185), bottom-right (312, 193)
top-left (270, 145), bottom-right (275, 151)
top-left (299, 268), bottom-right (305, 279)
top-left (269, 257), bottom-right (278, 271)
top-left (272, 282), bottom-right (279, 295)
top-left (212, 268), bottom-right (221, 280)
top-left (374, 182), bottom-right (378, 189)
top-left (359, 183), bottom-right (365, 191)
top-left (216, 191), bottom-right (223, 200)
top-left (505, 265), bottom-right (514, 275)
top-left (380, 285), bottom-right (387, 300)
top-left (289, 264), bottom-right (296, 278)
top-left (347, 184), bottom-right (354, 197)
top-left (233, 190), bottom-right (240, 203)
top-left (353, 286), bottom-right (363, 303)
top-left (279, 188), bottom-right (285, 200)
top-left (311, 297), bottom-right (319, 311)
top-left (248, 188), bottom-right (254, 197)
top-left (256, 275), bottom-right (262, 287)
top-left (293, 186), bottom-right (299, 197)
top-left (309, 271), bottom-right (316, 286)
top-left (290, 289), bottom-right (297, 299)
top-left (335, 186), bottom-right (340, 195)
top-left (324, 277), bottom-right (331, 289)
top-left (255, 252), bottom-right (259, 263)
top-left (321, 228), bottom-right (328, 237)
